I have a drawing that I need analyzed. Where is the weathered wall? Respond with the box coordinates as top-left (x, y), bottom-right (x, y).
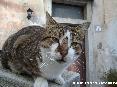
top-left (88, 0), bottom-right (117, 87)
top-left (0, 0), bottom-right (48, 48)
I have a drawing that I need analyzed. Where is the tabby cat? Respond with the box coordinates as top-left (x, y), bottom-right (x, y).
top-left (1, 12), bottom-right (90, 87)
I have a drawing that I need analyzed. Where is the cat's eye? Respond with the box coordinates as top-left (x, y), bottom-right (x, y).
top-left (71, 42), bottom-right (81, 47)
top-left (71, 42), bottom-right (82, 54)
top-left (51, 37), bottom-right (59, 43)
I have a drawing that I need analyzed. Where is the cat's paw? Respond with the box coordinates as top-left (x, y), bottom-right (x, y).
top-left (34, 77), bottom-right (48, 87)
top-left (55, 76), bottom-right (65, 85)
top-left (11, 68), bottom-right (21, 74)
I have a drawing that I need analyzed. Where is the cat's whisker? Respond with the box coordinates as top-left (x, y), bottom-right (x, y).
top-left (40, 62), bottom-right (48, 68)
top-left (40, 57), bottom-right (56, 68)
top-left (48, 57), bottom-right (56, 61)
top-left (49, 57), bottom-right (55, 61)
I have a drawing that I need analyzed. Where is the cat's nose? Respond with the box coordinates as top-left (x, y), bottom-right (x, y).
top-left (56, 47), bottom-right (69, 63)
top-left (58, 41), bottom-right (69, 58)
top-left (60, 49), bottom-right (68, 58)
top-left (59, 45), bottom-right (68, 58)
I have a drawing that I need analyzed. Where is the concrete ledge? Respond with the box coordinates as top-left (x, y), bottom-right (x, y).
top-left (0, 67), bottom-right (80, 87)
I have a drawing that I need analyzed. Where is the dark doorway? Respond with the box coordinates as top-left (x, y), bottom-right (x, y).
top-left (65, 24), bottom-right (86, 87)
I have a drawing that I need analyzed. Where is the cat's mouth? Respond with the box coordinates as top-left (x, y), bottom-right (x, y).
top-left (56, 58), bottom-right (66, 63)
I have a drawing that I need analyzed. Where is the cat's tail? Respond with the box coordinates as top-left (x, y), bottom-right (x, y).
top-left (34, 77), bottom-right (48, 87)
top-left (0, 50), bottom-right (10, 69)
top-left (0, 50), bottom-right (3, 61)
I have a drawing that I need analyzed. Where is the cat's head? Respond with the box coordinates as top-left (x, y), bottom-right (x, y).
top-left (40, 12), bottom-right (90, 63)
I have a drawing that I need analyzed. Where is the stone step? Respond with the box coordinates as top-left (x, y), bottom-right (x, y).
top-left (0, 66), bottom-right (80, 87)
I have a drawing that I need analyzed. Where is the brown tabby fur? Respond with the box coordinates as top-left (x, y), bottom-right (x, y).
top-left (1, 12), bottom-right (90, 78)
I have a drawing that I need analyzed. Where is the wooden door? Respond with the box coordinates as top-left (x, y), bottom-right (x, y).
top-left (68, 38), bottom-right (86, 87)
top-left (52, 2), bottom-right (87, 87)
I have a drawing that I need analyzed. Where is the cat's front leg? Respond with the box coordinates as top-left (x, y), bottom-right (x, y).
top-left (34, 77), bottom-right (48, 87)
top-left (54, 75), bottom-right (65, 85)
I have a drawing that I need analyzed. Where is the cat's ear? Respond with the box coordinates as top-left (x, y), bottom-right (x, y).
top-left (46, 11), bottom-right (57, 25)
top-left (71, 22), bottom-right (90, 40)
top-left (82, 22), bottom-right (91, 30)
top-left (78, 22), bottom-right (91, 31)
top-left (74, 22), bottom-right (90, 34)
top-left (71, 22), bottom-right (90, 31)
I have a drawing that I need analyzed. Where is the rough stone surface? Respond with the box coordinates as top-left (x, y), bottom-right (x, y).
top-left (0, 67), bottom-right (80, 87)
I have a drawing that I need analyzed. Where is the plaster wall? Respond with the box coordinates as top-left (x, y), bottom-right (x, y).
top-left (88, 0), bottom-right (117, 87)
top-left (0, 0), bottom-right (47, 48)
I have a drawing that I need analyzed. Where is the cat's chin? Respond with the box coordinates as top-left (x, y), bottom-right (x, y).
top-left (56, 59), bottom-right (66, 63)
